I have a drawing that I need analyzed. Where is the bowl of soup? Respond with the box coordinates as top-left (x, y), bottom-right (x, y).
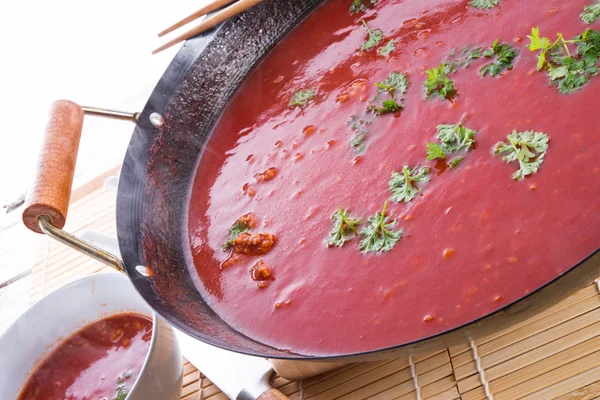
top-left (0, 272), bottom-right (183, 400)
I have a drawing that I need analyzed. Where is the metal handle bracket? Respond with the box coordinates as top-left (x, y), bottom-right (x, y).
top-left (28, 104), bottom-right (140, 274)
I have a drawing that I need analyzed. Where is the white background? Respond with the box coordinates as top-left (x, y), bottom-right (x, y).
top-left (0, 0), bottom-right (205, 205)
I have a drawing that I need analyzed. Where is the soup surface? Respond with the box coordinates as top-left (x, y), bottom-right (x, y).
top-left (18, 313), bottom-right (152, 400)
top-left (188, 0), bottom-right (600, 355)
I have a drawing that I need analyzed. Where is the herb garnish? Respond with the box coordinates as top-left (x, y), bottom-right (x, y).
top-left (426, 143), bottom-right (445, 160)
top-left (528, 27), bottom-right (600, 94)
top-left (479, 39), bottom-right (518, 77)
top-left (289, 89), bottom-right (315, 107)
top-left (470, 0), bottom-right (499, 10)
top-left (389, 165), bottom-right (431, 203)
top-left (368, 72), bottom-right (408, 115)
top-left (348, 116), bottom-right (371, 150)
top-left (376, 72), bottom-right (408, 94)
top-left (368, 100), bottom-right (402, 114)
top-left (582, 1), bottom-right (600, 24)
top-left (223, 220), bottom-right (250, 250)
top-left (360, 19), bottom-right (383, 51)
top-left (327, 207), bottom-right (361, 247)
top-left (426, 123), bottom-right (477, 161)
top-left (494, 130), bottom-right (549, 180)
top-left (423, 63), bottom-right (457, 101)
top-left (448, 157), bottom-right (464, 169)
top-left (446, 46), bottom-right (483, 69)
top-left (113, 386), bottom-right (128, 400)
top-left (350, 0), bottom-right (377, 14)
top-left (359, 201), bottom-right (403, 253)
top-left (379, 40), bottom-right (395, 57)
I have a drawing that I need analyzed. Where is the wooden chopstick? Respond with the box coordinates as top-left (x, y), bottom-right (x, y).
top-left (153, 0), bottom-right (265, 55)
top-left (158, 0), bottom-right (237, 37)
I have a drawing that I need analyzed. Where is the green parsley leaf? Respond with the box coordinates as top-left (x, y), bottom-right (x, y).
top-left (368, 72), bottom-right (408, 115)
top-left (113, 385), bottom-right (128, 400)
top-left (468, 47), bottom-right (484, 60)
top-left (527, 27), bottom-right (552, 70)
top-left (359, 201), bottom-right (403, 253)
top-left (426, 143), bottom-right (445, 161)
top-left (423, 63), bottom-right (457, 101)
top-left (527, 27), bottom-right (600, 93)
top-left (348, 116), bottom-right (371, 149)
top-left (350, 132), bottom-right (367, 148)
top-left (222, 220), bottom-right (250, 250)
top-left (436, 124), bottom-right (477, 152)
top-left (527, 27), bottom-right (551, 52)
top-left (445, 46), bottom-right (484, 70)
top-left (448, 157), bottom-right (464, 169)
top-left (389, 165), bottom-right (431, 203)
top-left (367, 100), bottom-right (402, 115)
top-left (581, 2), bottom-right (600, 24)
top-left (350, 0), bottom-right (377, 14)
top-left (425, 123), bottom-right (476, 164)
top-left (327, 207), bottom-right (361, 247)
top-left (360, 19), bottom-right (383, 51)
top-left (289, 89), bottom-right (315, 107)
top-left (480, 38), bottom-right (518, 77)
top-left (378, 40), bottom-right (395, 57)
top-left (470, 0), bottom-right (499, 10)
top-left (494, 130), bottom-right (549, 180)
top-left (376, 72), bottom-right (408, 95)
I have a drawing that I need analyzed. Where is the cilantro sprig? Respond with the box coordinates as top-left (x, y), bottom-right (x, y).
top-left (113, 386), bottom-right (128, 400)
top-left (368, 100), bottom-right (401, 114)
top-left (446, 46), bottom-right (483, 69)
top-left (494, 130), bottom-right (549, 180)
top-left (376, 72), bottom-right (408, 94)
top-left (423, 63), bottom-right (457, 101)
top-left (368, 72), bottom-right (408, 115)
top-left (426, 123), bottom-right (477, 162)
top-left (350, 0), bottom-right (377, 14)
top-left (222, 220), bottom-right (250, 250)
top-left (327, 207), bottom-right (361, 247)
top-left (582, 2), bottom-right (600, 24)
top-left (289, 89), bottom-right (315, 107)
top-left (448, 157), bottom-right (464, 169)
top-left (480, 39), bottom-right (518, 77)
top-left (389, 165), bottom-right (430, 203)
top-left (471, 0), bottom-right (499, 10)
top-left (348, 116), bottom-right (371, 150)
top-left (527, 27), bottom-right (600, 94)
top-left (360, 19), bottom-right (383, 51)
top-left (359, 201), bottom-right (403, 253)
top-left (379, 40), bottom-right (395, 57)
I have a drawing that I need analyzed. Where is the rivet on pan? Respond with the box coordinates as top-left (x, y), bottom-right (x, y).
top-left (149, 112), bottom-right (164, 127)
top-left (136, 265), bottom-right (153, 277)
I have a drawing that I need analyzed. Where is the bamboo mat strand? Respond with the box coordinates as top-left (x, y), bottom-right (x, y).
top-left (27, 171), bottom-right (600, 399)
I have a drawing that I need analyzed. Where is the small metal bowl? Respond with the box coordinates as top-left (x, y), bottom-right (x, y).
top-left (0, 272), bottom-right (183, 399)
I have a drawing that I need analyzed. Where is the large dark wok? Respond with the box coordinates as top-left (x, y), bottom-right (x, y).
top-left (22, 0), bottom-right (600, 361)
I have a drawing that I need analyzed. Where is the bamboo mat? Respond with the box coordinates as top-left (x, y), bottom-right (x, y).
top-left (28, 170), bottom-right (600, 399)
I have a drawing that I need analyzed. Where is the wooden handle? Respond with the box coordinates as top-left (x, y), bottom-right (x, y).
top-left (22, 100), bottom-right (84, 233)
top-left (257, 388), bottom-right (289, 400)
top-left (270, 359), bottom-right (348, 381)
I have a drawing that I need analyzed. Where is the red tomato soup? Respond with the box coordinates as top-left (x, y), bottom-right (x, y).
top-left (18, 313), bottom-right (152, 400)
top-left (188, 0), bottom-right (600, 355)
